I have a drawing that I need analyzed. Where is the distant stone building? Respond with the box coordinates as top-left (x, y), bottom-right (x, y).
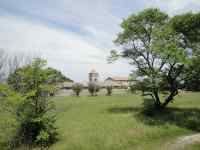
top-left (60, 70), bottom-right (133, 90)
top-left (105, 76), bottom-right (130, 87)
top-left (89, 69), bottom-right (99, 82)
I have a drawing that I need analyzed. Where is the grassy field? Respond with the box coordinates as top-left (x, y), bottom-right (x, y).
top-left (45, 91), bottom-right (200, 150)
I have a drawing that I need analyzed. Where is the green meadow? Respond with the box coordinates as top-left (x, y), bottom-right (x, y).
top-left (38, 92), bottom-right (200, 150)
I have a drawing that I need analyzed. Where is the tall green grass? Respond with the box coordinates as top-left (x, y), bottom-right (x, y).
top-left (38, 92), bottom-right (200, 150)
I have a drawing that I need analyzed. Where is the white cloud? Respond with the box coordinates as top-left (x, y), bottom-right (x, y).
top-left (0, 15), bottom-right (132, 81)
top-left (146, 0), bottom-right (200, 15)
top-left (1, 0), bottom-right (123, 51)
top-left (0, 0), bottom-right (199, 81)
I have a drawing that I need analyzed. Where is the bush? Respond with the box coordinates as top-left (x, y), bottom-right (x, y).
top-left (0, 84), bottom-right (23, 150)
top-left (72, 83), bottom-right (83, 96)
top-left (106, 85), bottom-right (113, 96)
top-left (88, 82), bottom-right (100, 96)
top-left (128, 84), bottom-right (136, 94)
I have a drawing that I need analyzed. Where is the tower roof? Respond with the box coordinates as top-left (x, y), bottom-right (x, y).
top-left (106, 76), bottom-right (129, 81)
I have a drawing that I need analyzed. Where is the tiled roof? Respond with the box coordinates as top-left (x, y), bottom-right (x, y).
top-left (106, 76), bottom-right (129, 81)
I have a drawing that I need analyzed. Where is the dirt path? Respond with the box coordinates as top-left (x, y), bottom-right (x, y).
top-left (166, 133), bottom-right (200, 150)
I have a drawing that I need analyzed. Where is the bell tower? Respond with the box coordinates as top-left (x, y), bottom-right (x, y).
top-left (89, 69), bottom-right (99, 82)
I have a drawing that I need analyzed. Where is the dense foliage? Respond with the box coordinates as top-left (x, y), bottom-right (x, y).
top-left (45, 67), bottom-right (73, 83)
top-left (170, 12), bottom-right (200, 49)
top-left (2, 58), bottom-right (58, 149)
top-left (170, 12), bottom-right (200, 91)
top-left (0, 84), bottom-right (23, 150)
top-left (183, 57), bottom-right (200, 91)
top-left (7, 66), bottom-right (72, 94)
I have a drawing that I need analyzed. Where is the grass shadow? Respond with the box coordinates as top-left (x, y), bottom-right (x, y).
top-left (138, 107), bottom-right (200, 132)
top-left (108, 107), bottom-right (141, 113)
top-left (108, 105), bottom-right (200, 132)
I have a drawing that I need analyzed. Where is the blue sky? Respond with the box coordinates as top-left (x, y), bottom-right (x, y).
top-left (0, 0), bottom-right (200, 81)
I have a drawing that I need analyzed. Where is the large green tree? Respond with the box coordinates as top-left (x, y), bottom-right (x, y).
top-left (110, 8), bottom-right (190, 109)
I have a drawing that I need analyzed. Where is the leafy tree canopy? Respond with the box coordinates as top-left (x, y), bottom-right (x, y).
top-left (7, 60), bottom-right (72, 93)
top-left (110, 8), bottom-right (198, 109)
top-left (45, 67), bottom-right (73, 84)
top-left (170, 12), bottom-right (200, 50)
top-left (170, 12), bottom-right (200, 91)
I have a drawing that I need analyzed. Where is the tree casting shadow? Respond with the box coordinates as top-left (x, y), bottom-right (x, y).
top-left (108, 106), bottom-right (200, 132)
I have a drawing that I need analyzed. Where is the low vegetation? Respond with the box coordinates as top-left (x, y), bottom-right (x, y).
top-left (72, 83), bottom-right (83, 96)
top-left (88, 82), bottom-right (101, 96)
top-left (106, 85), bottom-right (113, 96)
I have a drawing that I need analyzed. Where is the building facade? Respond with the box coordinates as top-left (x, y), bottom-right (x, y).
top-left (89, 69), bottom-right (99, 82)
top-left (105, 76), bottom-right (129, 87)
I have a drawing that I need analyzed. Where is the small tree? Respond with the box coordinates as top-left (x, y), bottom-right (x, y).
top-left (72, 83), bottom-right (83, 96)
top-left (106, 85), bottom-right (113, 96)
top-left (7, 58), bottom-right (58, 149)
top-left (88, 82), bottom-right (100, 96)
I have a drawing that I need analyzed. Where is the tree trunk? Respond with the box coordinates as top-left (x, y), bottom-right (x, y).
top-left (152, 89), bottom-right (161, 108)
top-left (162, 89), bottom-right (178, 108)
top-left (161, 64), bottom-right (183, 108)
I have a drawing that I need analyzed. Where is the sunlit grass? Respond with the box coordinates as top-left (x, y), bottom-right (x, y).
top-left (42, 92), bottom-right (200, 150)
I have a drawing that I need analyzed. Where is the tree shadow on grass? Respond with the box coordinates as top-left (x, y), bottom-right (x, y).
top-left (108, 105), bottom-right (200, 132)
top-left (108, 107), bottom-right (141, 113)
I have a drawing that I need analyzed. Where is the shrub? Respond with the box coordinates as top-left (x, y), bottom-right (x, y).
top-left (72, 83), bottom-right (83, 96)
top-left (36, 130), bottom-right (50, 150)
top-left (106, 85), bottom-right (113, 96)
top-left (0, 84), bottom-right (23, 150)
top-left (128, 84), bottom-right (136, 94)
top-left (88, 82), bottom-right (100, 96)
